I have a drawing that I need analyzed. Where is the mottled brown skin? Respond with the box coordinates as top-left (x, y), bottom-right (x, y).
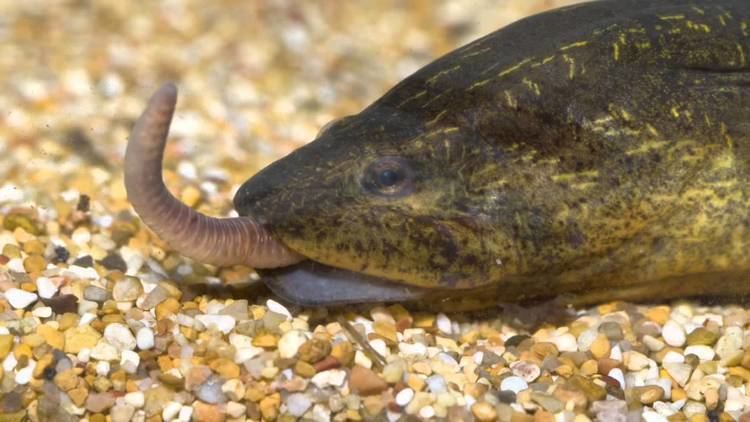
top-left (237, 0), bottom-right (750, 305)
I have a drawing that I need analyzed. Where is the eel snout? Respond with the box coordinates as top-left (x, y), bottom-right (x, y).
top-left (124, 83), bottom-right (304, 268)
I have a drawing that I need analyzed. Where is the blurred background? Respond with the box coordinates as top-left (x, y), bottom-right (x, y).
top-left (0, 0), bottom-right (578, 223)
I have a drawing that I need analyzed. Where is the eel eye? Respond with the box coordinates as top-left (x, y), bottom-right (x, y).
top-left (363, 156), bottom-right (414, 197)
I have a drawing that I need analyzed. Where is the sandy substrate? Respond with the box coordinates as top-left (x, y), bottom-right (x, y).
top-left (1, 1), bottom-right (748, 421)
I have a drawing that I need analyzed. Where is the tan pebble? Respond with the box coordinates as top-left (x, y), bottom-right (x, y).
top-left (464, 382), bottom-right (488, 399)
top-left (54, 369), bottom-right (80, 391)
top-left (552, 383), bottom-right (587, 411)
top-left (672, 387), bottom-right (687, 401)
top-left (297, 337), bottom-right (331, 363)
top-left (568, 375), bottom-right (606, 402)
top-left (58, 313), bottom-right (79, 331)
top-left (23, 240), bottom-right (45, 255)
top-left (590, 334), bottom-right (611, 359)
top-left (534, 409), bottom-right (555, 422)
top-left (704, 388), bottom-right (719, 411)
top-left (14, 343), bottom-right (32, 360)
top-left (155, 297), bottom-right (180, 320)
top-left (252, 333), bottom-right (278, 348)
top-left (209, 358), bottom-right (240, 379)
top-left (530, 342), bottom-right (559, 359)
top-left (180, 186), bottom-right (202, 208)
top-left (330, 341), bottom-right (353, 366)
top-left (362, 395), bottom-right (386, 416)
top-left (412, 361), bottom-right (432, 376)
top-left (349, 365), bottom-right (388, 396)
top-left (407, 373), bottom-right (426, 392)
top-left (346, 408), bottom-right (363, 420)
top-left (293, 360), bottom-right (316, 378)
top-left (37, 325), bottom-right (65, 350)
top-left (645, 306), bottom-right (670, 325)
top-left (373, 321), bottom-right (398, 345)
top-left (691, 415), bottom-right (709, 422)
top-left (413, 313), bottom-right (435, 329)
top-left (68, 387), bottom-right (88, 407)
top-left (23, 254), bottom-right (46, 273)
top-left (471, 401), bottom-right (497, 422)
top-left (63, 325), bottom-right (101, 354)
top-left (193, 401), bottom-right (225, 422)
top-left (728, 366), bottom-right (750, 382)
top-left (0, 335), bottom-right (13, 358)
top-left (633, 385), bottom-right (664, 404)
top-left (259, 392), bottom-right (281, 421)
top-left (579, 360), bottom-right (598, 376)
top-left (2, 244), bottom-right (21, 259)
top-left (597, 358), bottom-right (621, 376)
top-left (33, 353), bottom-right (54, 378)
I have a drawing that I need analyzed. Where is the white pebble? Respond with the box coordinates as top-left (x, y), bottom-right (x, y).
top-left (91, 342), bottom-right (119, 361)
top-left (662, 320), bottom-right (686, 347)
top-left (2, 353), bottom-right (16, 372)
top-left (124, 391), bottom-right (145, 408)
top-left (286, 392), bottom-right (312, 417)
top-left (266, 299), bottom-right (292, 319)
top-left (355, 350), bottom-right (373, 369)
top-left (662, 351), bottom-right (685, 364)
top-left (608, 368), bottom-right (625, 389)
top-left (396, 387), bottom-right (415, 406)
top-left (369, 338), bottom-right (389, 357)
top-left (550, 333), bottom-right (578, 352)
top-left (5, 288), bottom-right (38, 309)
top-left (136, 327), bottom-right (155, 350)
top-left (278, 330), bottom-right (308, 359)
top-left (195, 314), bottom-right (236, 334)
top-left (436, 313), bottom-right (452, 335)
top-left (500, 376), bottom-right (528, 394)
top-left (684, 345), bottom-right (715, 361)
top-left (104, 323), bottom-right (137, 351)
top-left (419, 405), bottom-right (435, 419)
top-left (162, 401), bottom-right (182, 421)
top-left (32, 306), bottom-right (52, 318)
top-left (311, 369), bottom-right (347, 388)
top-left (96, 360), bottom-right (110, 376)
top-left (663, 362), bottom-right (693, 387)
top-left (120, 350), bottom-right (140, 374)
top-left (15, 361), bottom-right (34, 385)
top-left (177, 406), bottom-right (193, 422)
top-left (36, 277), bottom-right (59, 299)
top-left (399, 342), bottom-right (428, 358)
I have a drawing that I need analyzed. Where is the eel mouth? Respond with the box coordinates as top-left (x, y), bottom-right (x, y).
top-left (258, 261), bottom-right (434, 306)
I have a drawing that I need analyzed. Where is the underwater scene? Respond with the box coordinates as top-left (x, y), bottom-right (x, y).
top-left (1, 0), bottom-right (749, 421)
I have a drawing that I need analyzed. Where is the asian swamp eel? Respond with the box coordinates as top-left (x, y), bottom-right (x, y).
top-left (124, 0), bottom-right (750, 309)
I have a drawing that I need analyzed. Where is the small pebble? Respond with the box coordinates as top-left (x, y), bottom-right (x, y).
top-left (5, 288), bottom-right (38, 309)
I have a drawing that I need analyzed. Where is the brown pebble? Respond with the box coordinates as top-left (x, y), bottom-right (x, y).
top-left (294, 360), bottom-right (317, 378)
top-left (349, 365), bottom-right (388, 396)
top-left (297, 337), bottom-right (331, 363)
top-left (314, 355), bottom-right (341, 372)
top-left (330, 341), bottom-right (354, 366)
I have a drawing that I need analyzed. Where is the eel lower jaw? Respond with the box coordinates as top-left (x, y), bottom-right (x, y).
top-left (257, 260), bottom-right (432, 306)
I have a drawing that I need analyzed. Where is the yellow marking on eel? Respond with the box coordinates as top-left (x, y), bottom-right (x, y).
top-left (552, 170), bottom-right (599, 182)
top-left (691, 6), bottom-right (705, 15)
top-left (504, 90), bottom-right (517, 108)
top-left (426, 65), bottom-right (461, 85)
top-left (522, 78), bottom-right (541, 96)
top-left (559, 40), bottom-right (589, 51)
top-left (397, 90), bottom-right (427, 108)
top-left (625, 140), bottom-right (668, 155)
top-left (613, 43), bottom-right (620, 61)
top-left (659, 14), bottom-right (685, 21)
top-left (461, 47), bottom-right (491, 59)
top-left (497, 57), bottom-right (533, 78)
top-left (468, 79), bottom-right (491, 91)
top-left (738, 44), bottom-right (746, 66)
top-left (562, 54), bottom-right (576, 80)
top-left (425, 110), bottom-right (448, 127)
top-left (686, 20), bottom-right (711, 32)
